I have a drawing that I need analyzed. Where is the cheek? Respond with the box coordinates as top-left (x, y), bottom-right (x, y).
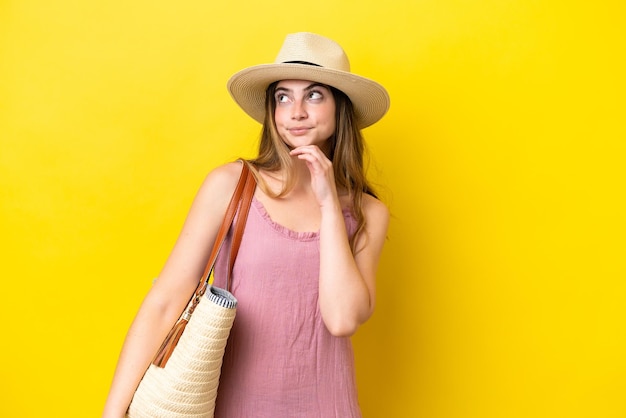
top-left (324, 107), bottom-right (337, 129)
top-left (327, 102), bottom-right (336, 123)
top-left (273, 108), bottom-right (286, 127)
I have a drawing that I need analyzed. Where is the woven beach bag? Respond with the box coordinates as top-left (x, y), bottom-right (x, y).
top-left (126, 286), bottom-right (237, 418)
top-left (126, 161), bottom-right (255, 418)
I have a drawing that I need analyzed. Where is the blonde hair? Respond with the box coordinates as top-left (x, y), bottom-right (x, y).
top-left (247, 81), bottom-right (378, 252)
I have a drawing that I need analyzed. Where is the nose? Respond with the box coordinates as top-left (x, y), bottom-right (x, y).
top-left (291, 100), bottom-right (308, 120)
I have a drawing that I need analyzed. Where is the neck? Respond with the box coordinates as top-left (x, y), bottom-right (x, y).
top-left (289, 157), bottom-right (315, 193)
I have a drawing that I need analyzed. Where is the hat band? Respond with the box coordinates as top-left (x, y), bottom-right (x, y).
top-left (282, 60), bottom-right (322, 67)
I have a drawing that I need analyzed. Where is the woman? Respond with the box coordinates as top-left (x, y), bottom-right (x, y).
top-left (103, 32), bottom-right (390, 417)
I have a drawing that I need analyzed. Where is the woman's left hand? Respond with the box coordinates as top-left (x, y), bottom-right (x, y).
top-left (290, 145), bottom-right (338, 208)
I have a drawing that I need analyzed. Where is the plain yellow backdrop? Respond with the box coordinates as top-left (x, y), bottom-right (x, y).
top-left (1, 0), bottom-right (624, 417)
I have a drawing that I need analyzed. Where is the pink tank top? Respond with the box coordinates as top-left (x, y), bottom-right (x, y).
top-left (213, 197), bottom-right (362, 417)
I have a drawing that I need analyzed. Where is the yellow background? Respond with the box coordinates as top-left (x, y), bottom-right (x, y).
top-left (1, 1), bottom-right (624, 417)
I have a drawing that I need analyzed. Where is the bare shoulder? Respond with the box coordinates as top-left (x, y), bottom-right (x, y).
top-left (361, 193), bottom-right (390, 224)
top-left (199, 161), bottom-right (245, 196)
top-left (204, 160), bottom-right (245, 185)
top-left (353, 193), bottom-right (389, 269)
top-left (188, 161), bottom-right (247, 218)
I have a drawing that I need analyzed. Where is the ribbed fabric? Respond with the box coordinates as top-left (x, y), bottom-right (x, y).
top-left (213, 197), bottom-right (362, 418)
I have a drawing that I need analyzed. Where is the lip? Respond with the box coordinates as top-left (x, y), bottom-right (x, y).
top-left (287, 126), bottom-right (312, 136)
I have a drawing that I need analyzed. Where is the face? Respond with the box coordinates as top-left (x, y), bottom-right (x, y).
top-left (273, 80), bottom-right (336, 151)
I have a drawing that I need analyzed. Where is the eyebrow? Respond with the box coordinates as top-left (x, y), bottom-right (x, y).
top-left (274, 83), bottom-right (329, 93)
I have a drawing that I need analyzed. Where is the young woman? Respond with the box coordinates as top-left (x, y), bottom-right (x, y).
top-left (103, 32), bottom-right (390, 418)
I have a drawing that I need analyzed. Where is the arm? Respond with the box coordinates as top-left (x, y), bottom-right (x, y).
top-left (102, 162), bottom-right (244, 418)
top-left (318, 192), bottom-right (389, 336)
top-left (290, 147), bottom-right (390, 337)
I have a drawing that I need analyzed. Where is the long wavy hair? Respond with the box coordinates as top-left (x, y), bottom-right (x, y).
top-left (247, 81), bottom-right (378, 252)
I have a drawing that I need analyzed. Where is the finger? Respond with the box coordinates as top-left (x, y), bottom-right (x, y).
top-left (291, 149), bottom-right (323, 166)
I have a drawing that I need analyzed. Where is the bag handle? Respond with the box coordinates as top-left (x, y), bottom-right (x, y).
top-left (199, 160), bottom-right (255, 291)
top-left (152, 160), bottom-right (256, 367)
top-left (227, 165), bottom-right (256, 290)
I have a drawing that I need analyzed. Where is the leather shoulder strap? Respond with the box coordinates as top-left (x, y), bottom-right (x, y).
top-left (152, 160), bottom-right (251, 367)
top-left (227, 164), bottom-right (256, 290)
top-left (197, 160), bottom-right (250, 290)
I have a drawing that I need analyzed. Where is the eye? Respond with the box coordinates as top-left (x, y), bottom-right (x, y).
top-left (275, 93), bottom-right (291, 104)
top-left (308, 91), bottom-right (323, 101)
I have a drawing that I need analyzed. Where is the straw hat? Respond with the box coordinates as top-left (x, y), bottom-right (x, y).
top-left (227, 32), bottom-right (390, 129)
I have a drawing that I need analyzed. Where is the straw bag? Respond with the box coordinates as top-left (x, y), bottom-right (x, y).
top-left (126, 161), bottom-right (256, 418)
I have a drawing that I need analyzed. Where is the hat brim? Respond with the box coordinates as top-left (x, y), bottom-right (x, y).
top-left (227, 63), bottom-right (390, 129)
